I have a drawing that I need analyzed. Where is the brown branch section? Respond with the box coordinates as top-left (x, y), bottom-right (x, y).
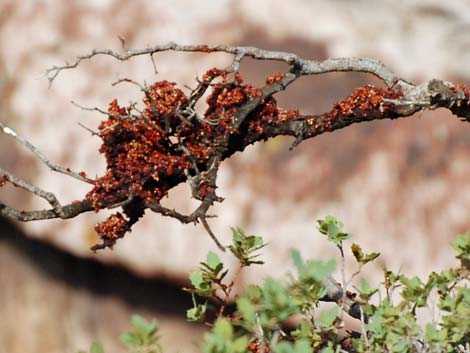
top-left (1, 43), bottom-right (469, 253)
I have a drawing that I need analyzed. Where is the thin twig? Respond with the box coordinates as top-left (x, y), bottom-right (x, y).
top-left (0, 121), bottom-right (94, 184)
top-left (338, 243), bottom-right (348, 323)
top-left (201, 217), bottom-right (224, 251)
top-left (0, 167), bottom-right (64, 217)
top-left (45, 43), bottom-right (404, 88)
top-left (359, 306), bottom-right (370, 350)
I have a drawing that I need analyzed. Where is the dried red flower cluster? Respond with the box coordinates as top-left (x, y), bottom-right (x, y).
top-left (84, 70), bottom-right (410, 249)
top-left (85, 71), bottom-right (303, 247)
top-left (304, 85), bottom-right (403, 137)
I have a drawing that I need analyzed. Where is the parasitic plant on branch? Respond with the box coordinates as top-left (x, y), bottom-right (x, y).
top-left (0, 43), bottom-right (469, 252)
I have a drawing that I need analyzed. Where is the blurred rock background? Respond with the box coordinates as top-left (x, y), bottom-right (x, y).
top-left (0, 0), bottom-right (469, 352)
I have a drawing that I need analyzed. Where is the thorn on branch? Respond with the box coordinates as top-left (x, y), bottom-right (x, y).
top-left (150, 53), bottom-right (158, 75)
top-left (117, 35), bottom-right (127, 51)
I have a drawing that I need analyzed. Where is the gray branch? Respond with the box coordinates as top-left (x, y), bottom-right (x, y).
top-left (46, 42), bottom-right (405, 88)
top-left (0, 42), bottom-right (466, 251)
top-left (0, 121), bottom-right (94, 184)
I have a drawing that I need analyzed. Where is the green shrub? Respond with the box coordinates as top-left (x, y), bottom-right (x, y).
top-left (81, 217), bottom-right (470, 353)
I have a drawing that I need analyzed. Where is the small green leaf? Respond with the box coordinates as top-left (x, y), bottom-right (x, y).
top-left (317, 306), bottom-right (338, 328)
top-left (189, 270), bottom-right (204, 288)
top-left (90, 342), bottom-right (104, 353)
top-left (355, 279), bottom-right (379, 301)
top-left (392, 338), bottom-right (408, 353)
top-left (351, 243), bottom-right (380, 265)
top-left (229, 227), bottom-right (266, 266)
top-left (290, 249), bottom-right (304, 273)
top-left (206, 251), bottom-right (221, 270)
top-left (236, 297), bottom-right (256, 325)
top-left (273, 339), bottom-right (311, 353)
top-left (425, 323), bottom-right (447, 342)
top-left (231, 336), bottom-right (249, 353)
top-left (304, 259), bottom-right (336, 282)
top-left (202, 317), bottom-right (247, 353)
top-left (362, 251), bottom-right (380, 263)
top-left (351, 243), bottom-right (364, 262)
top-left (131, 314), bottom-right (156, 336)
top-left (120, 333), bottom-right (139, 348)
top-left (451, 231), bottom-right (470, 261)
top-left (213, 318), bottom-right (233, 340)
top-left (186, 302), bottom-right (207, 322)
top-left (247, 285), bottom-right (263, 302)
top-left (317, 216), bottom-right (350, 245)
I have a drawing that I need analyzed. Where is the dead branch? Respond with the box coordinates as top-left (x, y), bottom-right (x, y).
top-left (0, 121), bottom-right (94, 184)
top-left (45, 43), bottom-right (408, 88)
top-left (0, 42), bottom-right (468, 252)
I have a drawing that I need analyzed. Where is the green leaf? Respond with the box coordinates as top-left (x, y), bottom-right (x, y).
top-left (206, 251), bottom-right (221, 270)
top-left (392, 339), bottom-right (409, 353)
top-left (303, 259), bottom-right (336, 282)
top-left (186, 302), bottom-right (207, 322)
top-left (273, 339), bottom-right (311, 353)
top-left (120, 333), bottom-right (139, 348)
top-left (363, 251), bottom-right (380, 263)
top-left (90, 342), bottom-right (104, 353)
top-left (451, 231), bottom-right (470, 261)
top-left (317, 306), bottom-right (338, 328)
top-left (425, 323), bottom-right (447, 342)
top-left (229, 227), bottom-right (266, 266)
top-left (236, 297), bottom-right (256, 325)
top-left (400, 276), bottom-right (429, 307)
top-left (317, 216), bottom-right (350, 245)
top-left (246, 285), bottom-right (263, 302)
top-left (261, 278), bottom-right (299, 323)
top-left (351, 243), bottom-right (364, 262)
top-left (189, 270), bottom-right (204, 288)
top-left (119, 315), bottom-right (159, 350)
top-left (355, 279), bottom-right (379, 301)
top-left (131, 314), bottom-right (157, 336)
top-left (290, 249), bottom-right (304, 273)
top-left (213, 318), bottom-right (233, 340)
top-left (351, 243), bottom-right (380, 265)
top-left (202, 317), bottom-right (248, 353)
top-left (231, 336), bottom-right (249, 353)
top-left (291, 319), bottom-right (314, 339)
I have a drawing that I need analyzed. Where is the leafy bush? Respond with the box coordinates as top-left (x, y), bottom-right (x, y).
top-left (80, 217), bottom-right (470, 353)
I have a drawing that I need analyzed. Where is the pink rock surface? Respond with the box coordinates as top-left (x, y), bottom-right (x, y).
top-left (0, 0), bottom-right (469, 285)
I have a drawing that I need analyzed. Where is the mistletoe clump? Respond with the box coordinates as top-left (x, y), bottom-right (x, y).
top-left (2, 44), bottom-right (470, 250)
top-left (80, 68), bottom-right (416, 250)
top-left (85, 71), bottom-right (302, 249)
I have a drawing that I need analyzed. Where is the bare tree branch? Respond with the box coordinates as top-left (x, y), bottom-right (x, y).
top-left (0, 198), bottom-right (93, 221)
top-left (0, 43), bottom-right (466, 251)
top-left (0, 167), bottom-right (65, 216)
top-left (46, 43), bottom-right (406, 88)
